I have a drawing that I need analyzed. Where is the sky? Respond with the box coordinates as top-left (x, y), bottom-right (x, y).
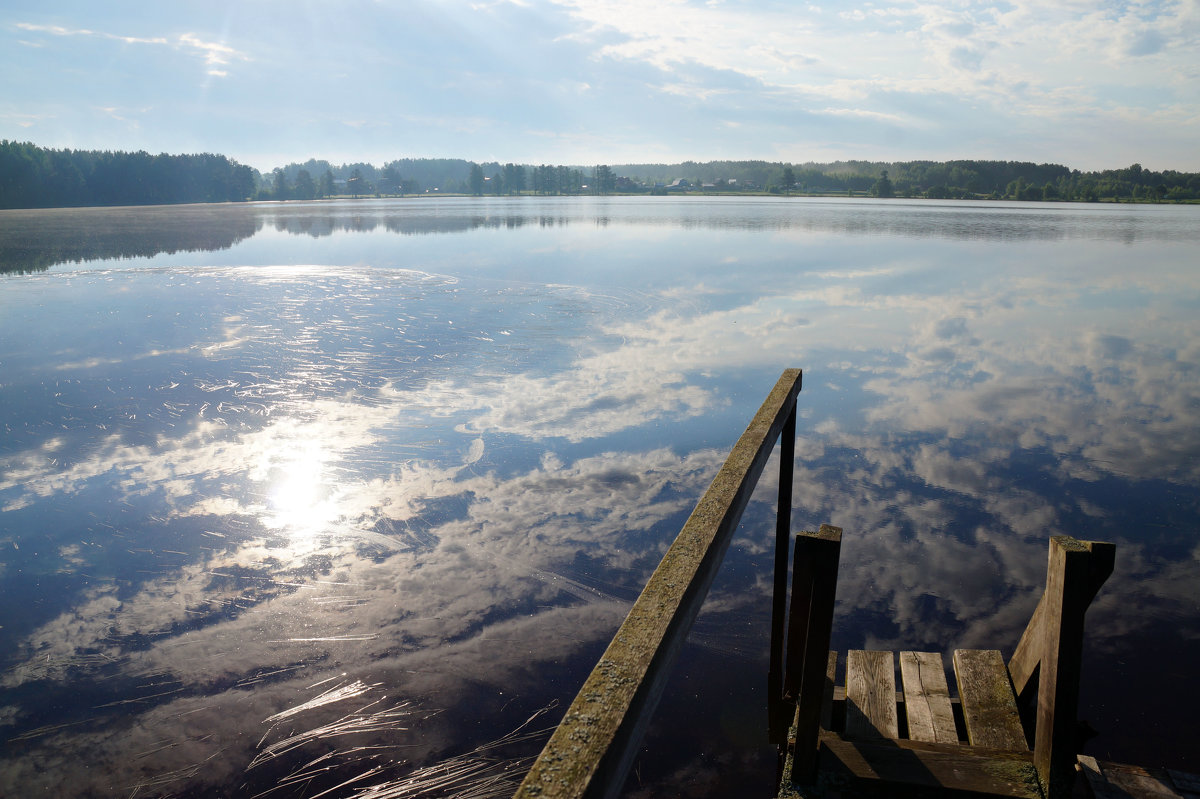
top-left (2, 0), bottom-right (1198, 173)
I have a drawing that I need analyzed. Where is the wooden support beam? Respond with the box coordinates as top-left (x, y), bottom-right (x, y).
top-left (1035, 536), bottom-right (1097, 799)
top-left (514, 369), bottom-right (803, 799)
top-left (768, 398), bottom-right (799, 744)
top-left (817, 735), bottom-right (1043, 798)
top-left (783, 526), bottom-right (843, 781)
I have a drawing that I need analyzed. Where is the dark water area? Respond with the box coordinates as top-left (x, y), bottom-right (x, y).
top-left (1, 196), bottom-right (1198, 796)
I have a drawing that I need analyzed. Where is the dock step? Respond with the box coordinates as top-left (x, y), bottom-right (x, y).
top-left (780, 648), bottom-right (1042, 797)
top-left (954, 649), bottom-right (1027, 751)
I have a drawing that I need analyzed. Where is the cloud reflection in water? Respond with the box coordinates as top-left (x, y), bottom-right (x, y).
top-left (1, 198), bottom-right (1198, 792)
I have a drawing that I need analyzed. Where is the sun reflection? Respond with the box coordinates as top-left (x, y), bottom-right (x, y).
top-left (264, 446), bottom-right (339, 538)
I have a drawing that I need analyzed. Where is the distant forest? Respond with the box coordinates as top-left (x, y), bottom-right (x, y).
top-left (3, 140), bottom-right (1199, 210)
top-left (1, 141), bottom-right (255, 209)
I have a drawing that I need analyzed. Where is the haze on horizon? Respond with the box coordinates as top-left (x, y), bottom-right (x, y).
top-left (2, 0), bottom-right (1198, 174)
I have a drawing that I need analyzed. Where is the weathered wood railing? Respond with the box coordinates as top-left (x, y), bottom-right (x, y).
top-left (514, 368), bottom-right (805, 799)
top-left (1009, 536), bottom-right (1115, 797)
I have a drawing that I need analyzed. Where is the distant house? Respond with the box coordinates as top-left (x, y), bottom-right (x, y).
top-left (667, 179), bottom-right (691, 191)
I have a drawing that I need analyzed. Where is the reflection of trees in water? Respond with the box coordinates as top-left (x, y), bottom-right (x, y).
top-left (227, 202), bottom-right (1200, 244)
top-left (269, 212), bottom-right (546, 237)
top-left (6, 201), bottom-right (1194, 274)
top-left (0, 205), bottom-right (263, 274)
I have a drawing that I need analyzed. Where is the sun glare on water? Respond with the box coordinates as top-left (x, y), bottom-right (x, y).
top-left (263, 447), bottom-right (340, 538)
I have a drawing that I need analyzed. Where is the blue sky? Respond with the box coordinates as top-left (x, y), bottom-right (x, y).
top-left (3, 0), bottom-right (1198, 172)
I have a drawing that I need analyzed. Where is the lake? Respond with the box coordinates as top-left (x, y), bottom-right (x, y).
top-left (1, 196), bottom-right (1198, 796)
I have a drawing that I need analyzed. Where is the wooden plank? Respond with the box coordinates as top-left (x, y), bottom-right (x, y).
top-left (784, 526), bottom-right (843, 781)
top-left (818, 734), bottom-right (1042, 798)
top-left (899, 651), bottom-right (958, 744)
top-left (953, 649), bottom-right (1027, 751)
top-left (1078, 755), bottom-right (1126, 799)
top-left (833, 685), bottom-right (963, 708)
top-left (845, 650), bottom-right (898, 740)
top-left (515, 369), bottom-right (803, 799)
top-left (1079, 755), bottom-right (1187, 799)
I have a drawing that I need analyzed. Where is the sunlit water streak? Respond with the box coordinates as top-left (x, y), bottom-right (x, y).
top-left (1, 197), bottom-right (1198, 795)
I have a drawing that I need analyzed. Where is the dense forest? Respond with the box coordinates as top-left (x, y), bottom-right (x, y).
top-left (3, 140), bottom-right (1198, 209)
top-left (0, 141), bottom-right (255, 209)
top-left (615, 159), bottom-right (1200, 201)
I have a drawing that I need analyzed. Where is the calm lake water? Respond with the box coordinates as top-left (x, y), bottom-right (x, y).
top-left (1, 196), bottom-right (1198, 796)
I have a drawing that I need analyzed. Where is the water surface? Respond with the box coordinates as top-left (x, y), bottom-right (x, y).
top-left (2, 197), bottom-right (1198, 796)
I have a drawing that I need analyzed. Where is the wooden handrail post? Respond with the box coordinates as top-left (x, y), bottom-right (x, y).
top-left (1034, 536), bottom-right (1112, 798)
top-left (1009, 540), bottom-right (1114, 705)
top-left (783, 525), bottom-right (842, 783)
top-left (768, 400), bottom-right (798, 744)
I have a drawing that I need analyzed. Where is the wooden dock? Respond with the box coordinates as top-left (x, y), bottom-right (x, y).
top-left (513, 369), bottom-right (1197, 799)
top-left (775, 529), bottom-right (1117, 798)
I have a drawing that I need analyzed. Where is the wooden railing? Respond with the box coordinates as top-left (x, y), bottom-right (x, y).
top-left (1008, 536), bottom-right (1115, 797)
top-left (514, 368), bottom-right (805, 799)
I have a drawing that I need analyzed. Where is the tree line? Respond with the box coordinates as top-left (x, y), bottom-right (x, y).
top-left (207, 155), bottom-right (1200, 203)
top-left (4, 140), bottom-right (1198, 209)
top-left (1, 140), bottom-right (255, 209)
top-left (265, 159), bottom-right (614, 199)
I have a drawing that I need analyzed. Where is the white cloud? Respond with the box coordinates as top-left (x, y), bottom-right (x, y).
top-left (819, 106), bottom-right (908, 123)
top-left (13, 21), bottom-right (247, 77)
top-left (176, 33), bottom-right (249, 76)
top-left (5, 1), bottom-right (1199, 166)
top-left (16, 21), bottom-right (168, 46)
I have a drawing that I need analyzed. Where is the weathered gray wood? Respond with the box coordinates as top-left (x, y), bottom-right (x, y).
top-left (1035, 536), bottom-right (1099, 799)
top-left (515, 369), bottom-right (803, 799)
top-left (817, 734), bottom-right (1043, 798)
top-left (1078, 755), bottom-right (1188, 799)
top-left (899, 651), bottom-right (958, 744)
top-left (1077, 755), bottom-right (1125, 799)
top-left (784, 526), bottom-right (843, 781)
top-left (1008, 593), bottom-right (1045, 703)
top-left (768, 400), bottom-right (799, 744)
top-left (953, 649), bottom-right (1027, 751)
top-left (1009, 539), bottom-right (1114, 702)
top-left (845, 650), bottom-right (898, 740)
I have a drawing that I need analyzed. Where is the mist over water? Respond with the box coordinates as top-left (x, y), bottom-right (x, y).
top-left (2, 196), bottom-right (1198, 795)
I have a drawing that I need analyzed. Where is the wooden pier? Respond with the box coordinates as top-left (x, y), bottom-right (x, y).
top-left (775, 529), bottom-right (1116, 798)
top-left (514, 369), bottom-right (1197, 799)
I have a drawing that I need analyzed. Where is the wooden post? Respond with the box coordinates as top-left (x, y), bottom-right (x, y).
top-left (768, 401), bottom-right (798, 744)
top-left (1009, 540), bottom-right (1114, 705)
top-left (1034, 536), bottom-right (1099, 798)
top-left (783, 524), bottom-right (842, 783)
